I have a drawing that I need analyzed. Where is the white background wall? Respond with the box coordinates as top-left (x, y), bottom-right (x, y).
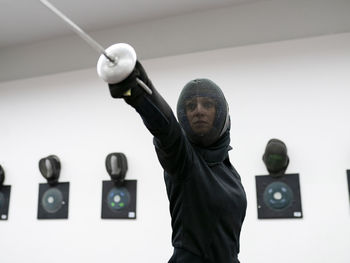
top-left (0, 33), bottom-right (350, 263)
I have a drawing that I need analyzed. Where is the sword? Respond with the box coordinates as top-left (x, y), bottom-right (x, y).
top-left (39, 0), bottom-right (152, 95)
top-left (40, 0), bottom-right (115, 63)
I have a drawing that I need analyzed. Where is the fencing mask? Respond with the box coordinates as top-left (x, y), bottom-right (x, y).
top-left (263, 138), bottom-right (289, 177)
top-left (176, 79), bottom-right (229, 147)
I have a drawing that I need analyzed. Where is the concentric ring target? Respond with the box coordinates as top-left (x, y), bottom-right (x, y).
top-left (107, 187), bottom-right (130, 211)
top-left (41, 188), bottom-right (63, 213)
top-left (263, 181), bottom-right (294, 210)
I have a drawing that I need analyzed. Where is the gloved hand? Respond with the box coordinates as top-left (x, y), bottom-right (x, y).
top-left (108, 61), bottom-right (154, 102)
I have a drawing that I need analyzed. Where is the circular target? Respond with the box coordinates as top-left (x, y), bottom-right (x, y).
top-left (41, 188), bottom-right (63, 213)
top-left (0, 192), bottom-right (4, 209)
top-left (107, 187), bottom-right (130, 211)
top-left (263, 182), bottom-right (293, 210)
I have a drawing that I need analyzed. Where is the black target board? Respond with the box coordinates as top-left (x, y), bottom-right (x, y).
top-left (0, 186), bottom-right (11, 220)
top-left (101, 180), bottom-right (137, 219)
top-left (347, 170), bottom-right (350, 205)
top-left (37, 182), bottom-right (69, 219)
top-left (255, 173), bottom-right (302, 219)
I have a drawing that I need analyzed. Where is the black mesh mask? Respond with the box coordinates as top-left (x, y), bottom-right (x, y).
top-left (176, 79), bottom-right (229, 147)
top-left (263, 139), bottom-right (289, 177)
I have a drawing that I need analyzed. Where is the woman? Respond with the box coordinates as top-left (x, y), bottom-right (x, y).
top-left (108, 61), bottom-right (247, 263)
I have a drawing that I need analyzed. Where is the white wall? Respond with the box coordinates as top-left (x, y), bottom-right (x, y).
top-left (0, 33), bottom-right (350, 263)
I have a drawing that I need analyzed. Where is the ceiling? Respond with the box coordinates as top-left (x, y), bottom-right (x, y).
top-left (0, 0), bottom-right (262, 49)
top-left (0, 0), bottom-right (350, 82)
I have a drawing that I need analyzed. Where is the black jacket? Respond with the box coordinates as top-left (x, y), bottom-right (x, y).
top-left (109, 63), bottom-right (247, 263)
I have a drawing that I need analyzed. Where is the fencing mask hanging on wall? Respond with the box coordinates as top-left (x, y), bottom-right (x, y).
top-left (263, 138), bottom-right (289, 177)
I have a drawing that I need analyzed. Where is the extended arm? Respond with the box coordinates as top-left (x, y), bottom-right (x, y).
top-left (108, 61), bottom-right (192, 176)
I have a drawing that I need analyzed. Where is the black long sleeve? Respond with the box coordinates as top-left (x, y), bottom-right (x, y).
top-left (109, 64), bottom-right (247, 263)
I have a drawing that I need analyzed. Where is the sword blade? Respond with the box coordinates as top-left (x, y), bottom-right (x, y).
top-left (40, 0), bottom-right (115, 63)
